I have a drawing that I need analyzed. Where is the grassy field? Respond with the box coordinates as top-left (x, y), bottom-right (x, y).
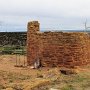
top-left (0, 55), bottom-right (90, 90)
top-left (0, 45), bottom-right (26, 55)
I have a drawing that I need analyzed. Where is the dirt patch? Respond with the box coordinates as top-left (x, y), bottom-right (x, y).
top-left (0, 55), bottom-right (90, 90)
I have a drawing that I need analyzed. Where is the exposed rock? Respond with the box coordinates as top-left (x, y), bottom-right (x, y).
top-left (49, 88), bottom-right (58, 90)
top-left (60, 68), bottom-right (79, 75)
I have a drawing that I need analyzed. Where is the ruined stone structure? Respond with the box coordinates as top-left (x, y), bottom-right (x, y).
top-left (27, 21), bottom-right (90, 68)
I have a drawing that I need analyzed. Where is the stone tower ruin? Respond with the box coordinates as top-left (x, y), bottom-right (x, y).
top-left (27, 21), bottom-right (40, 65)
top-left (27, 21), bottom-right (90, 68)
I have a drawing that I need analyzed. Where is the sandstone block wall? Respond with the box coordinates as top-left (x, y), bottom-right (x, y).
top-left (27, 21), bottom-right (40, 65)
top-left (27, 21), bottom-right (90, 68)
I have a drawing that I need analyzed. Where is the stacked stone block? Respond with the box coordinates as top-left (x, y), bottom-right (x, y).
top-left (27, 21), bottom-right (90, 68)
top-left (27, 21), bottom-right (40, 65)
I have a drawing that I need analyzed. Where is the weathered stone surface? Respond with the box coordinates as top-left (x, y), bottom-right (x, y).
top-left (27, 21), bottom-right (90, 68)
top-left (60, 68), bottom-right (79, 75)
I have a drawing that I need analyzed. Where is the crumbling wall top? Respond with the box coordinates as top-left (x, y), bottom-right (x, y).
top-left (28, 21), bottom-right (39, 24)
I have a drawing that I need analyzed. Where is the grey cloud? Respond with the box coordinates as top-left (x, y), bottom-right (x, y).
top-left (0, 0), bottom-right (90, 30)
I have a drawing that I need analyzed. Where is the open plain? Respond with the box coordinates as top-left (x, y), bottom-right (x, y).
top-left (0, 55), bottom-right (90, 90)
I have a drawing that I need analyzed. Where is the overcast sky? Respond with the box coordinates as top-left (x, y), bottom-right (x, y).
top-left (0, 0), bottom-right (90, 31)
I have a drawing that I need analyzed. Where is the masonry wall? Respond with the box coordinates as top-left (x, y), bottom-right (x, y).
top-left (39, 32), bottom-right (90, 67)
top-left (27, 21), bottom-right (40, 65)
top-left (27, 21), bottom-right (90, 68)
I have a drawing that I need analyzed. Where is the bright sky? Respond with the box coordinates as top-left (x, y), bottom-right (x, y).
top-left (0, 0), bottom-right (90, 31)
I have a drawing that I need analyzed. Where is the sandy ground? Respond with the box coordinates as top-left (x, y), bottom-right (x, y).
top-left (0, 55), bottom-right (90, 90)
top-left (0, 55), bottom-right (36, 76)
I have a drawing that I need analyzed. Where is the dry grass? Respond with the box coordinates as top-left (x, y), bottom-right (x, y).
top-left (0, 55), bottom-right (90, 90)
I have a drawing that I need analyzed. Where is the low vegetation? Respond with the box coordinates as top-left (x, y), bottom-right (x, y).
top-left (0, 45), bottom-right (26, 54)
top-left (0, 55), bottom-right (90, 90)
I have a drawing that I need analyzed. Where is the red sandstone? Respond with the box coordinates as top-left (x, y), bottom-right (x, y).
top-left (27, 21), bottom-right (90, 68)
